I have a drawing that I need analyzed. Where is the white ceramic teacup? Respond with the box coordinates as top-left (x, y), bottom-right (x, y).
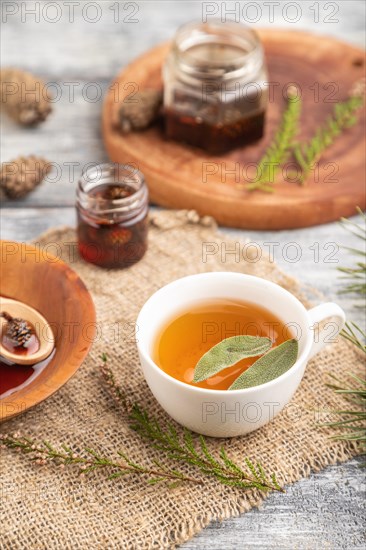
top-left (136, 272), bottom-right (345, 437)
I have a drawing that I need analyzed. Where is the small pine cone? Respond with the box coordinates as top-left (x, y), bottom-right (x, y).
top-left (0, 155), bottom-right (51, 199)
top-left (118, 89), bottom-right (163, 133)
top-left (103, 184), bottom-right (132, 200)
top-left (1, 312), bottom-right (34, 347)
top-left (0, 68), bottom-right (52, 126)
top-left (108, 228), bottom-right (132, 245)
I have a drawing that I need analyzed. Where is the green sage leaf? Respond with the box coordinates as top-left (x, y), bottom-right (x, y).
top-left (193, 336), bottom-right (272, 383)
top-left (228, 339), bottom-right (299, 390)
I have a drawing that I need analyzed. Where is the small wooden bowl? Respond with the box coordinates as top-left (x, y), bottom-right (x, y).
top-left (0, 240), bottom-right (96, 422)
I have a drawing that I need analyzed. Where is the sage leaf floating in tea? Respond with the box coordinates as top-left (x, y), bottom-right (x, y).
top-left (193, 335), bottom-right (272, 383)
top-left (228, 339), bottom-right (299, 390)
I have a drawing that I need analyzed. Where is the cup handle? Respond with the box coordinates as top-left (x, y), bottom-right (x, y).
top-left (307, 303), bottom-right (346, 360)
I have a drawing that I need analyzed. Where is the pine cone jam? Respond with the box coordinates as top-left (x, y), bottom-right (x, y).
top-left (163, 21), bottom-right (268, 154)
top-left (76, 164), bottom-right (149, 269)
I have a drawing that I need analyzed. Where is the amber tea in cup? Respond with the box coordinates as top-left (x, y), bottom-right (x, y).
top-left (153, 298), bottom-right (292, 390)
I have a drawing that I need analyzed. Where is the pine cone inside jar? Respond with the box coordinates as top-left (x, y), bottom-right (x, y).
top-left (0, 68), bottom-right (52, 126)
top-left (118, 89), bottom-right (163, 133)
top-left (0, 155), bottom-right (51, 199)
top-left (1, 312), bottom-right (34, 348)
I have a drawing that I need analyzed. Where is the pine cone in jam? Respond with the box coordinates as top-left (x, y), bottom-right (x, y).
top-left (1, 312), bottom-right (34, 348)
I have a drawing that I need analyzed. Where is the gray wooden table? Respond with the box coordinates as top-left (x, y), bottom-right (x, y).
top-left (1, 2), bottom-right (365, 548)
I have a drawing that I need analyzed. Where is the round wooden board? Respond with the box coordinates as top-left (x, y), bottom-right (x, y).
top-left (103, 30), bottom-right (365, 229)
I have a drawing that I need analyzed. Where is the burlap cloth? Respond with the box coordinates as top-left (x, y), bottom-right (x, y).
top-left (0, 210), bottom-right (363, 549)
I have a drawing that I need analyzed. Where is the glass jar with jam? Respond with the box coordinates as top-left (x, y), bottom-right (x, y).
top-left (163, 20), bottom-right (268, 155)
top-left (76, 163), bottom-right (149, 268)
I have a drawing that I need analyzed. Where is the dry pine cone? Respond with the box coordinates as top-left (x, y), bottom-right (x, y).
top-left (0, 68), bottom-right (52, 126)
top-left (118, 89), bottom-right (163, 133)
top-left (0, 155), bottom-right (51, 199)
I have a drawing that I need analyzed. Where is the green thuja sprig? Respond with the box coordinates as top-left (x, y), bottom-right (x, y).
top-left (341, 322), bottom-right (366, 354)
top-left (246, 79), bottom-right (364, 192)
top-left (319, 372), bottom-right (366, 460)
top-left (318, 211), bottom-right (366, 460)
top-left (0, 434), bottom-right (202, 487)
top-left (294, 94), bottom-right (364, 184)
top-left (247, 86), bottom-right (301, 192)
top-left (0, 358), bottom-right (284, 493)
top-left (338, 208), bottom-right (366, 299)
top-left (338, 209), bottom-right (366, 352)
top-left (100, 356), bottom-right (284, 493)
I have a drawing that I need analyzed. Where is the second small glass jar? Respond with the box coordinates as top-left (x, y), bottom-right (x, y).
top-left (76, 163), bottom-right (149, 269)
top-left (163, 20), bottom-right (268, 155)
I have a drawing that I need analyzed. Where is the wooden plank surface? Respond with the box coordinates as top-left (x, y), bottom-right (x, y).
top-left (1, 2), bottom-right (365, 548)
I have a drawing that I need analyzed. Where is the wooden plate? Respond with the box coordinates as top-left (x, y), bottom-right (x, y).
top-left (103, 29), bottom-right (366, 229)
top-left (0, 241), bottom-right (95, 422)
